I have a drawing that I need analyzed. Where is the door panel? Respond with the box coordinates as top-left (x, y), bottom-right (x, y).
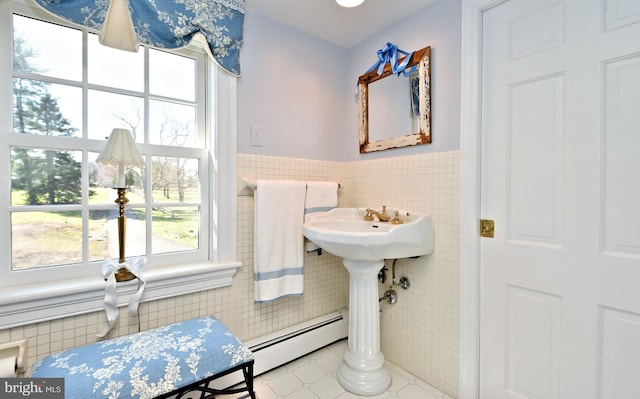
top-left (505, 286), bottom-right (562, 399)
top-left (602, 55), bottom-right (640, 256)
top-left (598, 307), bottom-right (640, 398)
top-left (480, 0), bottom-right (640, 398)
top-left (507, 74), bottom-right (563, 246)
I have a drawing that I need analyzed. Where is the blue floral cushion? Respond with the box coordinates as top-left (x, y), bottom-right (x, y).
top-left (31, 316), bottom-right (254, 398)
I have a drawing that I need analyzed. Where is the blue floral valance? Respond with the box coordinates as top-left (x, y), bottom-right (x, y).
top-left (34, 0), bottom-right (245, 76)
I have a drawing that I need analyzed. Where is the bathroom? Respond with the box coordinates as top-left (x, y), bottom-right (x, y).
top-left (236, 0), bottom-right (460, 395)
top-left (0, 0), bottom-right (460, 396)
top-left (4, 0), bottom-right (637, 398)
top-left (5, 0), bottom-right (640, 399)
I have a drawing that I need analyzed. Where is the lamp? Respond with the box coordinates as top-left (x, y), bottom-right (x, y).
top-left (100, 0), bottom-right (139, 52)
top-left (336, 0), bottom-right (365, 7)
top-left (96, 128), bottom-right (144, 282)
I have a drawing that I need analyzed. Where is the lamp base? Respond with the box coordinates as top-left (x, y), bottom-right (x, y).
top-left (115, 267), bottom-right (137, 282)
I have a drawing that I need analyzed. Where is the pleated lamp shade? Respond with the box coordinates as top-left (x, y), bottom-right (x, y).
top-left (97, 128), bottom-right (143, 166)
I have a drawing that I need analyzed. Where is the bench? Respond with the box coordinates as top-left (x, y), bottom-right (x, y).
top-left (31, 316), bottom-right (256, 399)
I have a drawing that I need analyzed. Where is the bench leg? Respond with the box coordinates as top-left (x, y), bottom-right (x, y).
top-left (242, 362), bottom-right (256, 399)
top-left (156, 360), bottom-right (256, 399)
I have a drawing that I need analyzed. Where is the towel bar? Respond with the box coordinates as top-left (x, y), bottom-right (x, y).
top-left (242, 177), bottom-right (342, 190)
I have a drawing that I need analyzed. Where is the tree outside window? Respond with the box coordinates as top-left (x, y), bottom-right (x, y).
top-left (8, 14), bottom-right (207, 273)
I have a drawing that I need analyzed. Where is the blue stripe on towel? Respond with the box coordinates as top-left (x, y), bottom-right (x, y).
top-left (305, 206), bottom-right (335, 214)
top-left (255, 292), bottom-right (302, 303)
top-left (255, 267), bottom-right (304, 281)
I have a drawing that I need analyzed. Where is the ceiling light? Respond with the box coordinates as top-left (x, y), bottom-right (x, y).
top-left (336, 0), bottom-right (365, 7)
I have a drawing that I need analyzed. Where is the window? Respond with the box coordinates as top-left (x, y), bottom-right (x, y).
top-left (0, 1), bottom-right (238, 328)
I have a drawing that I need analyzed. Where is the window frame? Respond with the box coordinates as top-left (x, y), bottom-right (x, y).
top-left (0, 0), bottom-right (239, 329)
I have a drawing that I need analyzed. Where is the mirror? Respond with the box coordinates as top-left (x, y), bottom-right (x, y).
top-left (358, 46), bottom-right (431, 153)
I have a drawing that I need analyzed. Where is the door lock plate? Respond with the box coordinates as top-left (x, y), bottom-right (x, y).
top-left (480, 219), bottom-right (495, 238)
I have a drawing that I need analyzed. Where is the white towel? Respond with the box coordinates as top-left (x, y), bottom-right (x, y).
top-left (254, 180), bottom-right (307, 302)
top-left (304, 181), bottom-right (339, 253)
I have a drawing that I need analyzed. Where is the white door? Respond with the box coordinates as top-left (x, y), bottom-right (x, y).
top-left (480, 0), bottom-right (640, 398)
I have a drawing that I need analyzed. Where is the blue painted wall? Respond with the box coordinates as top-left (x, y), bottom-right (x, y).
top-left (237, 0), bottom-right (461, 161)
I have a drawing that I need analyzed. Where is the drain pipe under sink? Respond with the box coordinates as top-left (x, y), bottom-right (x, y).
top-left (378, 259), bottom-right (412, 309)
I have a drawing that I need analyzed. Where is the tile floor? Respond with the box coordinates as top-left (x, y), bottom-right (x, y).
top-left (222, 339), bottom-right (454, 399)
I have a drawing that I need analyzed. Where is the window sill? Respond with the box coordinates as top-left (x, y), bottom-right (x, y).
top-left (0, 261), bottom-right (241, 329)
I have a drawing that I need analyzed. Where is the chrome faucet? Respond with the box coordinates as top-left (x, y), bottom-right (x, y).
top-left (364, 205), bottom-right (390, 222)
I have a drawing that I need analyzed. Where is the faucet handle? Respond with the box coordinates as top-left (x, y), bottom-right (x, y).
top-left (381, 205), bottom-right (388, 216)
top-left (363, 208), bottom-right (374, 221)
top-left (391, 210), bottom-right (404, 224)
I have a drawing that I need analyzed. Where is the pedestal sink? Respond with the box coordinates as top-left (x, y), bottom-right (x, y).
top-left (303, 208), bottom-right (434, 396)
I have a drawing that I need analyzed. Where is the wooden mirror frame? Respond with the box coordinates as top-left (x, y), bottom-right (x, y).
top-left (358, 46), bottom-right (431, 153)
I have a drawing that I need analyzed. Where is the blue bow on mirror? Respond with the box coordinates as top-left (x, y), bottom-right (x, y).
top-left (366, 42), bottom-right (417, 76)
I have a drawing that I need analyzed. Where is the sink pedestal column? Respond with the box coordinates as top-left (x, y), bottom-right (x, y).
top-left (337, 259), bottom-right (390, 396)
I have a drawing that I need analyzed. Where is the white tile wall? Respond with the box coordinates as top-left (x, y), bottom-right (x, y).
top-left (340, 151), bottom-right (460, 397)
top-left (0, 151), bottom-right (459, 398)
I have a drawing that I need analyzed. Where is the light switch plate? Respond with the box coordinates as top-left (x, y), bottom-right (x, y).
top-left (251, 125), bottom-right (264, 147)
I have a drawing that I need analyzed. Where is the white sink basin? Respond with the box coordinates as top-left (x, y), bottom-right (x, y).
top-left (304, 207), bottom-right (435, 394)
top-left (303, 207), bottom-right (434, 261)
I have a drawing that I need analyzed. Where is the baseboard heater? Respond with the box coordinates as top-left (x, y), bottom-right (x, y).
top-left (210, 308), bottom-right (349, 390)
